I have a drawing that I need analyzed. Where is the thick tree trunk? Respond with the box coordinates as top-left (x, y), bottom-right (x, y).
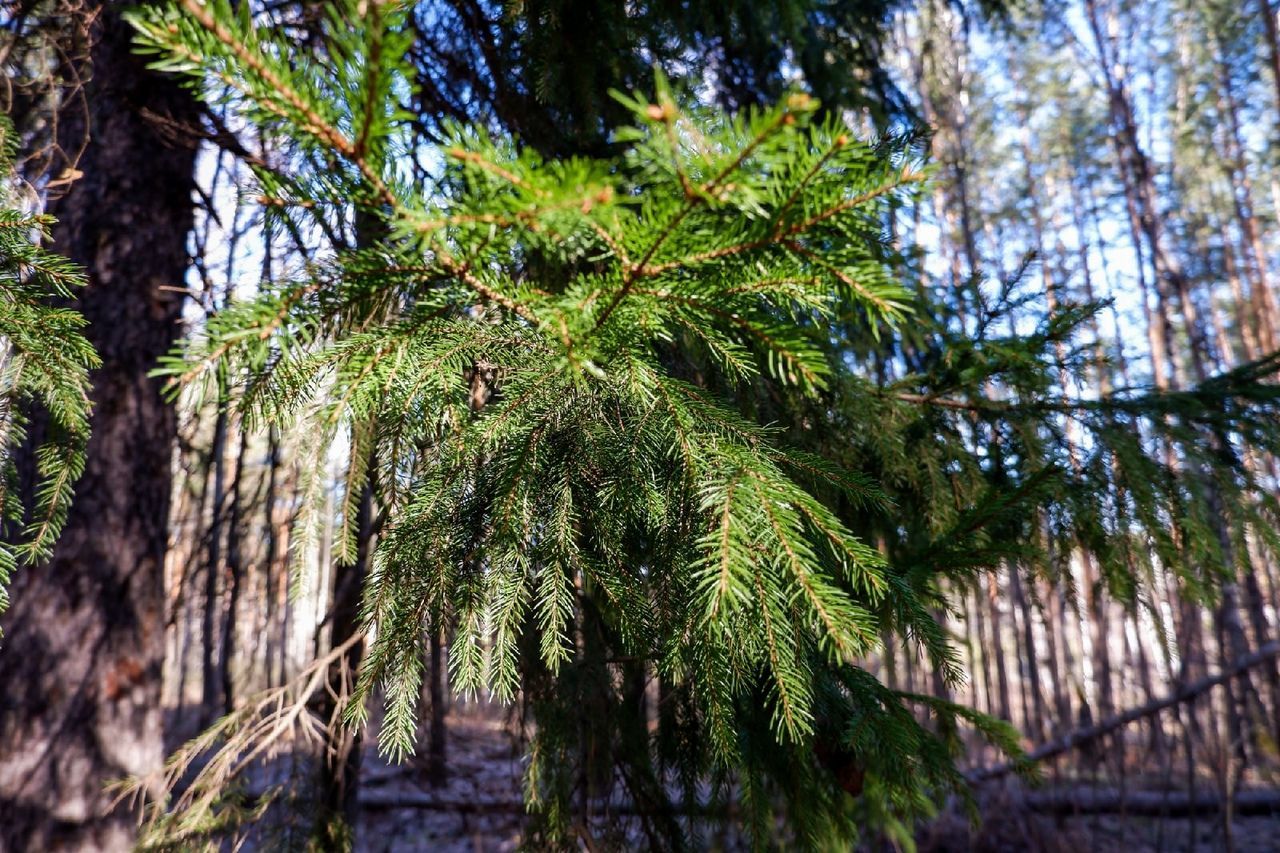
top-left (0, 5), bottom-right (197, 850)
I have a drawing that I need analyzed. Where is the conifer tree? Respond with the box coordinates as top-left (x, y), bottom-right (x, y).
top-left (122, 1), bottom-right (1280, 848)
top-left (0, 117), bottom-right (96, 615)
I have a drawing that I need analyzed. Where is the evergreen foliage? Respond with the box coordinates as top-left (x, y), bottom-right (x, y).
top-left (125, 1), bottom-right (1280, 848)
top-left (0, 117), bottom-right (96, 617)
top-left (404, 0), bottom-right (921, 156)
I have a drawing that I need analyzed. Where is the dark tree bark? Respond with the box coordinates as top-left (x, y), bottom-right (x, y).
top-left (264, 426), bottom-right (286, 687)
top-left (201, 397), bottom-right (229, 719)
top-left (426, 622), bottom-right (448, 788)
top-left (0, 5), bottom-right (197, 850)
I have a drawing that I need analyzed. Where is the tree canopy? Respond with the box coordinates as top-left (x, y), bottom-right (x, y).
top-left (113, 1), bottom-right (1280, 847)
top-left (2, 0), bottom-right (1280, 848)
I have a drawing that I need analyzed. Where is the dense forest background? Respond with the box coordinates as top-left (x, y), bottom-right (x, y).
top-left (3, 0), bottom-right (1280, 850)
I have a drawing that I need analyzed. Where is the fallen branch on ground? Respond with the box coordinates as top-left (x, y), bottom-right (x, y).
top-left (968, 641), bottom-right (1280, 782)
top-left (1023, 785), bottom-right (1280, 817)
top-left (358, 792), bottom-right (732, 817)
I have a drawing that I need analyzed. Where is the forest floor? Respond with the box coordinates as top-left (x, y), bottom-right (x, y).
top-left (354, 700), bottom-right (1280, 852)
top-left (358, 701), bottom-right (527, 852)
top-left (918, 790), bottom-right (1280, 852)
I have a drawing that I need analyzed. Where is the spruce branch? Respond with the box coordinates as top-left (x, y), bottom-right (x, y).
top-left (175, 0), bottom-right (397, 207)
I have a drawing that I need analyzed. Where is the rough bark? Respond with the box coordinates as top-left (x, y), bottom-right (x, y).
top-left (0, 5), bottom-right (198, 850)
